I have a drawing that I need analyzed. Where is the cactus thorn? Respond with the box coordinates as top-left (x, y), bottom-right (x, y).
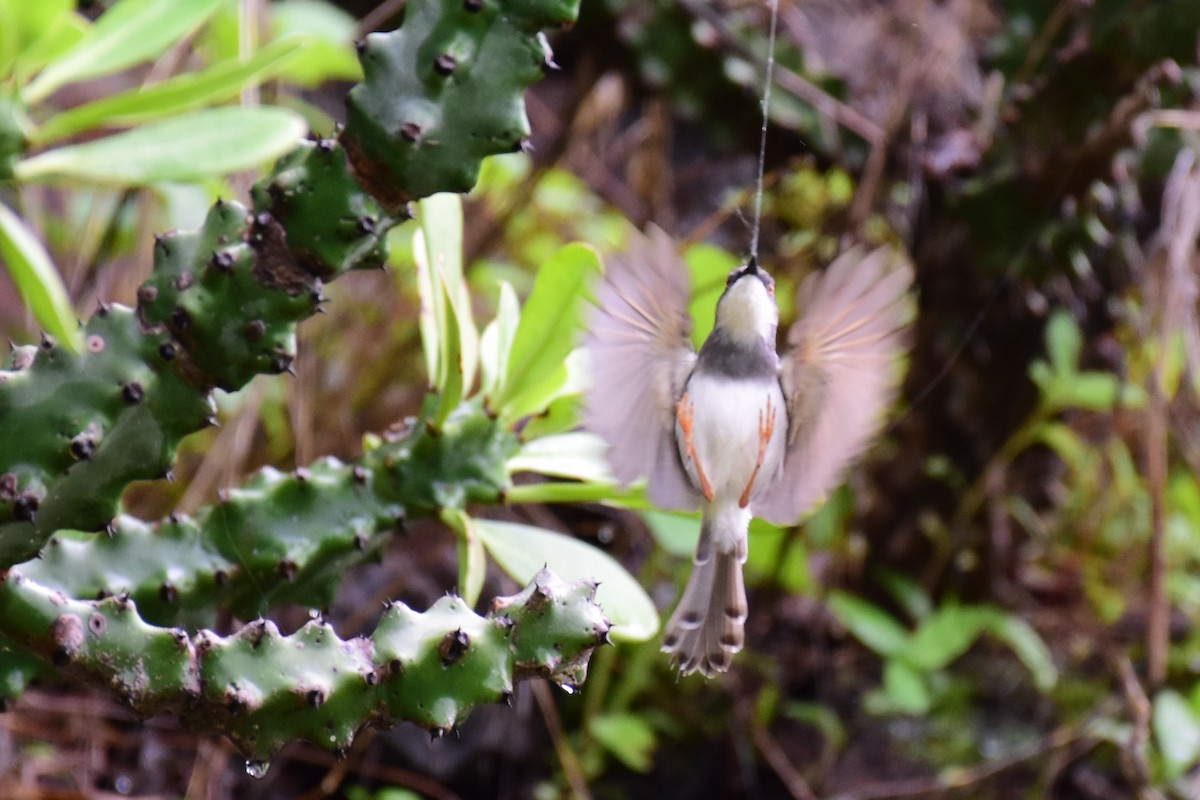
top-left (136, 285), bottom-right (158, 304)
top-left (70, 435), bottom-right (96, 460)
top-left (430, 727), bottom-right (446, 741)
top-left (210, 250), bottom-right (235, 272)
top-left (163, 469), bottom-right (175, 482)
top-left (438, 628), bottom-right (471, 666)
top-left (96, 301), bottom-right (111, 316)
top-left (159, 583), bottom-right (178, 604)
top-left (277, 559), bottom-right (299, 581)
top-left (13, 494), bottom-right (39, 522)
top-left (169, 306), bottom-right (191, 331)
top-left (305, 688), bottom-right (327, 708)
top-left (174, 272), bottom-right (195, 291)
top-left (39, 332), bottom-right (56, 350)
top-left (399, 122), bottom-right (423, 143)
top-left (121, 382), bottom-right (145, 404)
top-left (434, 54), bottom-right (458, 76)
top-left (500, 690), bottom-right (514, 707)
top-left (244, 319), bottom-right (267, 341)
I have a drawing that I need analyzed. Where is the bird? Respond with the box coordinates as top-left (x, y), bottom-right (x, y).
top-left (584, 226), bottom-right (913, 677)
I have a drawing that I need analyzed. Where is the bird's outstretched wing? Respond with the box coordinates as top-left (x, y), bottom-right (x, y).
top-left (755, 246), bottom-right (913, 526)
top-left (585, 226), bottom-right (700, 511)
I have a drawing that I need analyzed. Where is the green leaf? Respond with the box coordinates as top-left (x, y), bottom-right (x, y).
top-left (882, 659), bottom-right (931, 715)
top-left (494, 243), bottom-right (600, 420)
top-left (480, 281), bottom-right (520, 401)
top-left (684, 242), bottom-right (739, 348)
top-left (1154, 689), bottom-right (1200, 779)
top-left (25, 0), bottom-right (231, 103)
top-left (876, 570), bottom-right (933, 622)
top-left (0, 201), bottom-right (81, 352)
top-left (472, 518), bottom-right (659, 641)
top-left (983, 614), bottom-right (1058, 692)
top-left (33, 37), bottom-right (309, 144)
top-left (12, 13), bottom-right (87, 83)
top-left (432, 258), bottom-right (464, 428)
top-left (588, 712), bottom-right (657, 772)
top-left (641, 511), bottom-right (700, 559)
top-left (0, 0), bottom-right (73, 75)
top-left (444, 510), bottom-right (487, 608)
top-left (827, 591), bottom-right (909, 658)
top-left (415, 194), bottom-right (477, 407)
top-left (508, 432), bottom-right (616, 484)
top-left (271, 0), bottom-right (361, 87)
top-left (500, 347), bottom-right (588, 423)
top-left (14, 106), bottom-right (306, 185)
top-left (1044, 310), bottom-right (1082, 377)
top-left (897, 605), bottom-right (998, 672)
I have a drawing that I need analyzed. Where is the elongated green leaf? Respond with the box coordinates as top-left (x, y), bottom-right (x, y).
top-left (501, 346), bottom-right (588, 423)
top-left (413, 227), bottom-right (441, 387)
top-left (827, 591), bottom-right (909, 658)
top-left (508, 432), bottom-right (616, 483)
top-left (0, 0), bottom-right (73, 75)
top-left (685, 242), bottom-right (739, 348)
top-left (419, 194), bottom-right (472, 381)
top-left (882, 660), bottom-right (931, 715)
top-left (444, 509), bottom-right (486, 608)
top-left (494, 243), bottom-right (600, 420)
top-left (432, 260), bottom-right (464, 427)
top-left (25, 0), bottom-right (231, 103)
top-left (15, 106), bottom-right (306, 185)
top-left (272, 0), bottom-right (361, 86)
top-left (588, 712), bottom-right (657, 772)
top-left (472, 518), bottom-right (659, 641)
top-left (983, 614), bottom-right (1058, 692)
top-left (34, 37), bottom-right (309, 144)
top-left (897, 605), bottom-right (999, 672)
top-left (480, 281), bottom-right (520, 401)
top-left (0, 202), bottom-right (81, 352)
top-left (12, 12), bottom-right (87, 82)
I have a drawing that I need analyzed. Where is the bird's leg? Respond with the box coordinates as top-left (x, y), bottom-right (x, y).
top-left (739, 396), bottom-right (777, 508)
top-left (676, 394), bottom-right (715, 502)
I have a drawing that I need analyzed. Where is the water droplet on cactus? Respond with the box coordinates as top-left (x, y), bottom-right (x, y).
top-left (245, 760), bottom-right (271, 779)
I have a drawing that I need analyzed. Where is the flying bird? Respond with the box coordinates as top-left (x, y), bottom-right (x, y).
top-left (585, 227), bottom-right (913, 676)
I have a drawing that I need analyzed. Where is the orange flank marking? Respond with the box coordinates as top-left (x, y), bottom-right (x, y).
top-left (676, 394), bottom-right (715, 502)
top-left (739, 395), bottom-right (777, 508)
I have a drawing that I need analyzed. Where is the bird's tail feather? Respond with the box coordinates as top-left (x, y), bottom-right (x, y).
top-left (661, 509), bottom-right (748, 676)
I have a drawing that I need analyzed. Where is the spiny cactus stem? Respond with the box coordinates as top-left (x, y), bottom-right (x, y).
top-left (0, 567), bottom-right (606, 759)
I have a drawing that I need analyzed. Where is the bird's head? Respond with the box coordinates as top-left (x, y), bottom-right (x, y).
top-left (714, 257), bottom-right (778, 343)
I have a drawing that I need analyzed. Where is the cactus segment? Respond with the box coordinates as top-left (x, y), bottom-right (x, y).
top-left (364, 396), bottom-right (520, 514)
top-left (0, 567), bottom-right (607, 759)
top-left (342, 0), bottom-right (580, 211)
top-left (15, 399), bottom-right (518, 630)
top-left (0, 308), bottom-right (214, 564)
top-left (250, 138), bottom-right (395, 278)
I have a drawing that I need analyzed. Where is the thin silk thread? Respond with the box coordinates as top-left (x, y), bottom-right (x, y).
top-left (748, 0), bottom-right (780, 262)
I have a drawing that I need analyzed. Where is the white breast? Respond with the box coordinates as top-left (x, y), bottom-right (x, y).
top-left (675, 373), bottom-right (787, 506)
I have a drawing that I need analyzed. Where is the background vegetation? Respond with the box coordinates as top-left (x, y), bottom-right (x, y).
top-left (2, 0), bottom-right (1200, 798)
